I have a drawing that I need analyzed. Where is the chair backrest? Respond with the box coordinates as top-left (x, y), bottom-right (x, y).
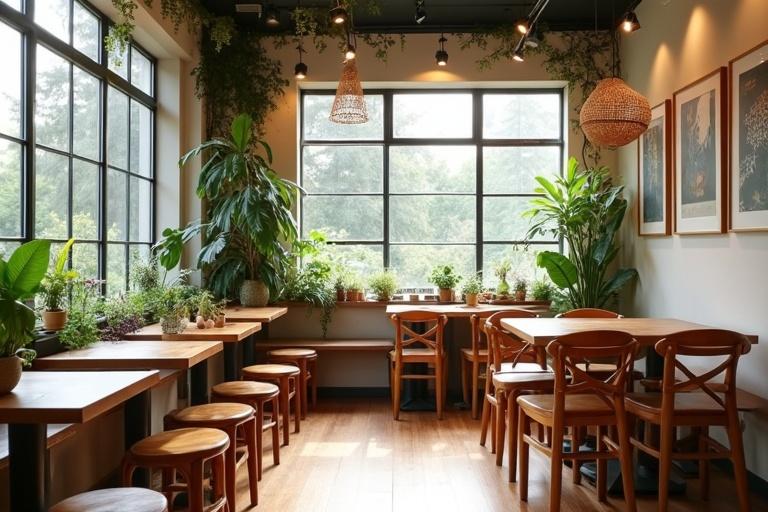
top-left (546, 330), bottom-right (638, 419)
top-left (556, 308), bottom-right (624, 319)
top-left (655, 329), bottom-right (750, 415)
top-left (469, 311), bottom-right (497, 357)
top-left (483, 309), bottom-right (539, 370)
top-left (390, 311), bottom-right (448, 358)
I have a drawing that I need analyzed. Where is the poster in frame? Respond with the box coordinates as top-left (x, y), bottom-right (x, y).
top-left (673, 67), bottom-right (728, 235)
top-left (729, 39), bottom-right (768, 231)
top-left (638, 100), bottom-right (672, 236)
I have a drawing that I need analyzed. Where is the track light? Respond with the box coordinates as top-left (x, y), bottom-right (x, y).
top-left (620, 11), bottom-right (640, 32)
top-left (330, 1), bottom-right (348, 25)
top-left (512, 47), bottom-right (525, 62)
top-left (435, 34), bottom-right (448, 66)
top-left (414, 1), bottom-right (427, 24)
top-left (524, 24), bottom-right (543, 48)
top-left (345, 43), bottom-right (356, 60)
top-left (515, 18), bottom-right (529, 35)
top-left (264, 5), bottom-right (279, 26)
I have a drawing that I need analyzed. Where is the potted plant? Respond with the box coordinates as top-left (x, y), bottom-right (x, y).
top-left (38, 238), bottom-right (77, 331)
top-left (514, 277), bottom-right (528, 301)
top-left (461, 273), bottom-right (483, 307)
top-left (368, 270), bottom-right (398, 302)
top-left (0, 240), bottom-right (50, 394)
top-left (494, 259), bottom-right (512, 298)
top-left (195, 290), bottom-right (217, 329)
top-left (345, 275), bottom-right (364, 302)
top-left (168, 114), bottom-right (300, 306)
top-left (333, 270), bottom-right (349, 302)
top-left (156, 286), bottom-right (190, 335)
top-left (213, 299), bottom-right (227, 328)
top-left (98, 294), bottom-right (144, 341)
top-left (531, 279), bottom-right (554, 302)
top-left (59, 279), bottom-right (101, 350)
top-left (429, 264), bottom-right (461, 303)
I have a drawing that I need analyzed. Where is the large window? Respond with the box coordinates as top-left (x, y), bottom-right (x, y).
top-left (300, 89), bottom-right (563, 288)
top-left (0, 0), bottom-right (156, 294)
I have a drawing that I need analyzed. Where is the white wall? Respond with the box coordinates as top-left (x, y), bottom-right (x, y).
top-left (617, 0), bottom-right (768, 480)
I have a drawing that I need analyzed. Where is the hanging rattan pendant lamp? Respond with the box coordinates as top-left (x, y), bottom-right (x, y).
top-left (330, 59), bottom-right (368, 124)
top-left (579, 77), bottom-right (651, 148)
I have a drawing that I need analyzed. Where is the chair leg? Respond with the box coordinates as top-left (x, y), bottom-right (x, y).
top-left (479, 392), bottom-right (491, 446)
top-left (471, 360), bottom-right (480, 420)
top-left (572, 424), bottom-right (582, 485)
top-left (726, 407), bottom-right (751, 512)
top-left (490, 403), bottom-right (497, 454)
top-left (698, 426), bottom-right (709, 501)
top-left (596, 425), bottom-right (606, 501)
top-left (549, 422), bottom-right (564, 512)
top-left (507, 391), bottom-right (519, 482)
top-left (495, 389), bottom-right (506, 467)
top-left (658, 419), bottom-right (675, 512)
top-left (518, 411), bottom-right (530, 502)
top-left (461, 357), bottom-right (469, 407)
top-left (616, 405), bottom-right (637, 512)
top-left (435, 358), bottom-right (444, 420)
top-left (392, 362), bottom-right (402, 421)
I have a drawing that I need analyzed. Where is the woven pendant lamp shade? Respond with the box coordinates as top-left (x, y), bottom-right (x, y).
top-left (330, 59), bottom-right (368, 124)
top-left (579, 77), bottom-right (651, 148)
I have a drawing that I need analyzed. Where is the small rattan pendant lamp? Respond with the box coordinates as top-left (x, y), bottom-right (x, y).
top-left (330, 58), bottom-right (368, 124)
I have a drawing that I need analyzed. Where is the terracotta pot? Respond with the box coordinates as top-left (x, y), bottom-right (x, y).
top-left (357, 291), bottom-right (365, 301)
top-left (240, 280), bottom-right (269, 307)
top-left (438, 288), bottom-right (453, 303)
top-left (515, 290), bottom-right (527, 301)
top-left (465, 293), bottom-right (479, 307)
top-left (347, 289), bottom-right (360, 302)
top-left (0, 356), bottom-right (22, 395)
top-left (42, 309), bottom-right (68, 331)
top-left (336, 289), bottom-right (346, 302)
top-left (214, 314), bottom-right (226, 328)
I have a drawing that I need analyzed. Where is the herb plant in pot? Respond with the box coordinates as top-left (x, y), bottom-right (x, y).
top-left (429, 264), bottom-right (461, 303)
top-left (513, 278), bottom-right (528, 301)
top-left (368, 270), bottom-right (398, 302)
top-left (0, 240), bottom-right (50, 394)
top-left (157, 287), bottom-right (190, 335)
top-left (494, 259), bottom-right (512, 298)
top-left (38, 238), bottom-right (77, 331)
top-left (531, 279), bottom-right (554, 302)
top-left (461, 273), bottom-right (483, 307)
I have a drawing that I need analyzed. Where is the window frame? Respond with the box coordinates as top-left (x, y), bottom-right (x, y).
top-left (299, 88), bottom-right (565, 285)
top-left (0, 0), bottom-right (157, 293)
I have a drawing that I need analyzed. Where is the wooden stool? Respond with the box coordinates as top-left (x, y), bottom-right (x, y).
top-left (212, 380), bottom-right (281, 480)
top-left (166, 403), bottom-right (258, 509)
top-left (122, 428), bottom-right (229, 512)
top-left (267, 348), bottom-right (318, 419)
top-left (50, 488), bottom-right (167, 512)
top-left (242, 364), bottom-right (301, 445)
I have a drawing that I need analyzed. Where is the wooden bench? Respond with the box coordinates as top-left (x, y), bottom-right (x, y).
top-left (254, 339), bottom-right (393, 352)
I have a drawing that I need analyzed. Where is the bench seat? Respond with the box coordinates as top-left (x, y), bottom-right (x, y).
top-left (254, 339), bottom-right (393, 352)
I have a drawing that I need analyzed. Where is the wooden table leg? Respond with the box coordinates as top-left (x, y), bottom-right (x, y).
top-left (243, 334), bottom-right (255, 367)
top-left (190, 360), bottom-right (209, 405)
top-left (223, 343), bottom-right (240, 382)
top-left (8, 423), bottom-right (46, 512)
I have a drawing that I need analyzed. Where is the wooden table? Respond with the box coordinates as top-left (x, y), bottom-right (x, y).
top-left (224, 306), bottom-right (287, 364)
top-left (386, 303), bottom-right (546, 317)
top-left (33, 340), bottom-right (223, 405)
top-left (124, 322), bottom-right (262, 381)
top-left (0, 370), bottom-right (159, 512)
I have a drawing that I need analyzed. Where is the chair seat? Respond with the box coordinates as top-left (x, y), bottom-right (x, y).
top-left (212, 380), bottom-right (279, 399)
top-left (625, 392), bottom-right (729, 418)
top-left (129, 428), bottom-right (229, 459)
top-left (492, 371), bottom-right (554, 390)
top-left (517, 394), bottom-right (616, 424)
top-left (460, 348), bottom-right (488, 361)
top-left (50, 488), bottom-right (167, 512)
top-left (577, 362), bottom-right (644, 379)
top-left (268, 348), bottom-right (317, 359)
top-left (388, 348), bottom-right (439, 362)
top-left (243, 363), bottom-right (300, 378)
top-left (496, 362), bottom-right (553, 373)
top-left (170, 403), bottom-right (254, 426)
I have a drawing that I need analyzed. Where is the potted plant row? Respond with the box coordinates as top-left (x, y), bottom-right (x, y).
top-left (461, 273), bottom-right (483, 307)
top-left (429, 264), bottom-right (462, 303)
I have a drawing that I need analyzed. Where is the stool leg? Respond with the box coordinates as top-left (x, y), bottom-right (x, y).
top-left (256, 401), bottom-right (264, 480)
top-left (121, 460), bottom-right (135, 487)
top-left (244, 418), bottom-right (259, 506)
top-left (279, 376), bottom-right (290, 446)
top-left (271, 396), bottom-right (281, 466)
top-left (210, 454), bottom-right (227, 512)
top-left (293, 375), bottom-right (301, 434)
top-left (224, 426), bottom-right (237, 512)
top-left (311, 359), bottom-right (318, 408)
top-left (186, 461), bottom-right (205, 512)
top-left (299, 360), bottom-right (308, 420)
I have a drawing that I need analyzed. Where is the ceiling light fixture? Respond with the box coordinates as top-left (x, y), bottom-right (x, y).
top-left (264, 5), bottom-right (279, 26)
top-left (295, 44), bottom-right (307, 80)
top-left (513, 0), bottom-right (549, 62)
top-left (515, 18), bottom-right (529, 35)
top-left (512, 48), bottom-right (524, 62)
top-left (620, 11), bottom-right (640, 32)
top-left (414, 1), bottom-right (427, 24)
top-left (329, 1), bottom-right (348, 25)
top-left (435, 34), bottom-right (448, 66)
top-left (344, 30), bottom-right (357, 60)
top-left (330, 59), bottom-right (368, 124)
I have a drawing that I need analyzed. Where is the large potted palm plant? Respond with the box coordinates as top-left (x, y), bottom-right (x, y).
top-left (174, 114), bottom-right (300, 305)
top-left (0, 240), bottom-right (50, 394)
top-left (525, 157), bottom-right (637, 310)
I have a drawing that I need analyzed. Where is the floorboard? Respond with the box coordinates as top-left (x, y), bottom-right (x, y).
top-left (235, 397), bottom-right (766, 512)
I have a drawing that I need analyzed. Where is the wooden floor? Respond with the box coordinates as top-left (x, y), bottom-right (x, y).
top-left (234, 397), bottom-right (765, 512)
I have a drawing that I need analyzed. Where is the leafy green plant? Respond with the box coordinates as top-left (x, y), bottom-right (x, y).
top-left (493, 259), bottom-right (512, 295)
top-left (172, 114), bottom-right (300, 300)
top-left (429, 264), bottom-right (462, 290)
top-left (38, 238), bottom-right (77, 311)
top-left (514, 278), bottom-right (528, 293)
top-left (59, 279), bottom-right (101, 350)
top-left (0, 240), bottom-right (51, 363)
top-left (461, 273), bottom-right (484, 296)
top-left (525, 157), bottom-right (638, 309)
top-left (531, 279), bottom-right (555, 301)
top-left (98, 294), bottom-right (144, 341)
top-left (195, 290), bottom-right (217, 320)
top-left (131, 255), bottom-right (161, 292)
top-left (368, 270), bottom-right (398, 301)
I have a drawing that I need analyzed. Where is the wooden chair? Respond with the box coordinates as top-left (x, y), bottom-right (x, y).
top-left (517, 331), bottom-right (638, 512)
top-left (460, 311), bottom-right (495, 419)
top-left (479, 310), bottom-right (553, 482)
top-left (242, 363), bottom-right (301, 445)
top-left (624, 329), bottom-right (751, 512)
top-left (388, 311), bottom-right (448, 420)
top-left (50, 488), bottom-right (168, 512)
top-left (165, 403), bottom-right (258, 509)
top-left (267, 348), bottom-right (318, 419)
top-left (211, 380), bottom-right (281, 480)
top-left (122, 428), bottom-right (229, 512)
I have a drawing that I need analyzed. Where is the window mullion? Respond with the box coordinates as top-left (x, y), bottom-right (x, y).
top-left (24, 21), bottom-right (35, 242)
top-left (383, 91), bottom-right (392, 269)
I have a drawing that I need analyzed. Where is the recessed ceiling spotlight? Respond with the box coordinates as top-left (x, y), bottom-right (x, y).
top-left (620, 11), bottom-right (640, 32)
top-left (330, 1), bottom-right (348, 25)
top-left (415, 1), bottom-right (427, 24)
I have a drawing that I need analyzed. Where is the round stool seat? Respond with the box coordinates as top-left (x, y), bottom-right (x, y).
top-left (243, 363), bottom-right (300, 379)
top-left (50, 488), bottom-right (167, 512)
top-left (170, 403), bottom-right (254, 427)
top-left (268, 348), bottom-right (317, 359)
top-left (130, 427), bottom-right (229, 460)
top-left (213, 380), bottom-right (279, 399)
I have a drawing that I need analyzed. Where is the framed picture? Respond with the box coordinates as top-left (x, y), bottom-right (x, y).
top-left (638, 100), bottom-right (672, 236)
top-left (674, 67), bottom-right (728, 234)
top-left (729, 39), bottom-right (768, 231)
